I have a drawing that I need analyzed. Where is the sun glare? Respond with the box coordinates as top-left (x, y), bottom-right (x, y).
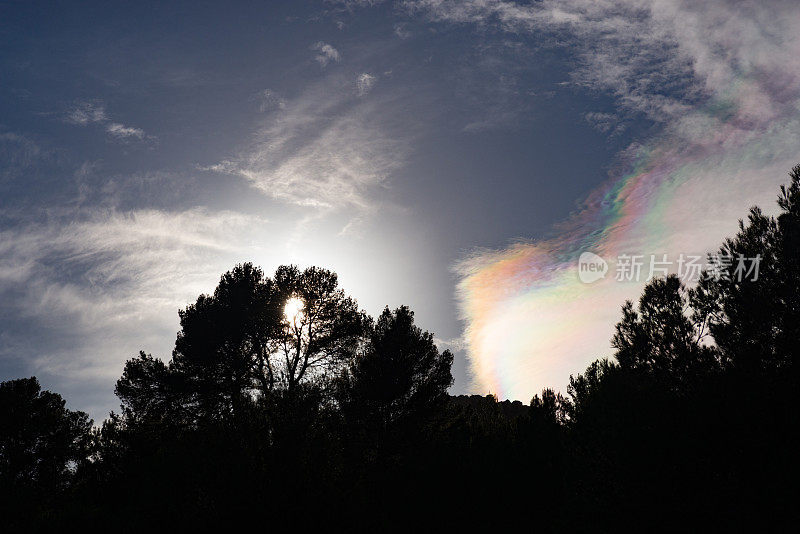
top-left (283, 297), bottom-right (304, 323)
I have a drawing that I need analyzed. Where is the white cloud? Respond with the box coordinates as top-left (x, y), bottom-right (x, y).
top-left (407, 0), bottom-right (800, 124)
top-left (106, 123), bottom-right (145, 140)
top-left (65, 102), bottom-right (107, 125)
top-left (0, 207), bottom-right (274, 419)
top-left (312, 41), bottom-right (341, 66)
top-left (356, 72), bottom-right (377, 96)
top-left (393, 22), bottom-right (411, 39)
top-left (64, 101), bottom-right (150, 142)
top-left (256, 89), bottom-right (287, 112)
top-left (206, 75), bottom-right (405, 214)
top-left (584, 111), bottom-right (625, 135)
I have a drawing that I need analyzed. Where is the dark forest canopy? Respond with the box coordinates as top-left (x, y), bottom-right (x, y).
top-left (3, 167), bottom-right (800, 531)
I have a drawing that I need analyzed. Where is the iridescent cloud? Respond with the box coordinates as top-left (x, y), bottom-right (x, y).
top-left (446, 0), bottom-right (800, 399)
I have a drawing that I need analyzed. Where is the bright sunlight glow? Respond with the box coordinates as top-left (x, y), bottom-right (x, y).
top-left (283, 297), bottom-right (304, 323)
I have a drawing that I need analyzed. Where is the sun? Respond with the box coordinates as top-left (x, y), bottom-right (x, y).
top-left (283, 297), bottom-right (304, 323)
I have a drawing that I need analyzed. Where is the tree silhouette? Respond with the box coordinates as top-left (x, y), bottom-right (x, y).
top-left (613, 274), bottom-right (719, 384)
top-left (0, 377), bottom-right (91, 524)
top-left (271, 265), bottom-right (367, 393)
top-left (171, 262), bottom-right (278, 421)
top-left (338, 305), bottom-right (453, 444)
top-left (691, 164), bottom-right (800, 373)
top-left (115, 351), bottom-right (186, 427)
top-left (116, 263), bottom-right (368, 427)
top-left (559, 166), bottom-right (800, 529)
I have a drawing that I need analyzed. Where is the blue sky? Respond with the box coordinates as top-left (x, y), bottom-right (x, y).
top-left (3, 0), bottom-right (799, 421)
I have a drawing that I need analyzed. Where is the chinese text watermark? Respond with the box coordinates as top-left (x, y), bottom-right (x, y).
top-left (577, 253), bottom-right (761, 284)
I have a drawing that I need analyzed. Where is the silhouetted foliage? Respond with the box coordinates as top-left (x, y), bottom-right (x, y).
top-left (690, 164), bottom-right (800, 373)
top-left (338, 305), bottom-right (453, 447)
top-left (4, 168), bottom-right (800, 530)
top-left (115, 351), bottom-right (184, 427)
top-left (613, 275), bottom-right (719, 381)
top-left (0, 377), bottom-right (91, 527)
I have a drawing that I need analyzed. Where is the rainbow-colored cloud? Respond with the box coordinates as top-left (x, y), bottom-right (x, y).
top-left (451, 0), bottom-right (800, 400)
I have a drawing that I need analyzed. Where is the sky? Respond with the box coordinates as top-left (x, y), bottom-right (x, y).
top-left (2, 0), bottom-right (799, 422)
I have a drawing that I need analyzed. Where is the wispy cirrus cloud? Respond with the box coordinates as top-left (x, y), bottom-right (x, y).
top-left (0, 207), bottom-right (274, 420)
top-left (65, 101), bottom-right (152, 143)
top-left (205, 75), bottom-right (405, 215)
top-left (255, 89), bottom-right (287, 112)
top-left (406, 0), bottom-right (799, 123)
top-left (65, 102), bottom-right (108, 125)
top-left (105, 123), bottom-right (146, 140)
top-left (356, 72), bottom-right (377, 96)
top-left (584, 111), bottom-right (625, 135)
top-left (312, 41), bottom-right (341, 66)
top-left (393, 22), bottom-right (411, 39)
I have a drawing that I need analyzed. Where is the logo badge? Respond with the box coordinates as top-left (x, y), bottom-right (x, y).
top-left (578, 252), bottom-right (608, 283)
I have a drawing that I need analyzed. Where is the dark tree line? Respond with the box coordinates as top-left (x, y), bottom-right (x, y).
top-left (3, 167), bottom-right (800, 531)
